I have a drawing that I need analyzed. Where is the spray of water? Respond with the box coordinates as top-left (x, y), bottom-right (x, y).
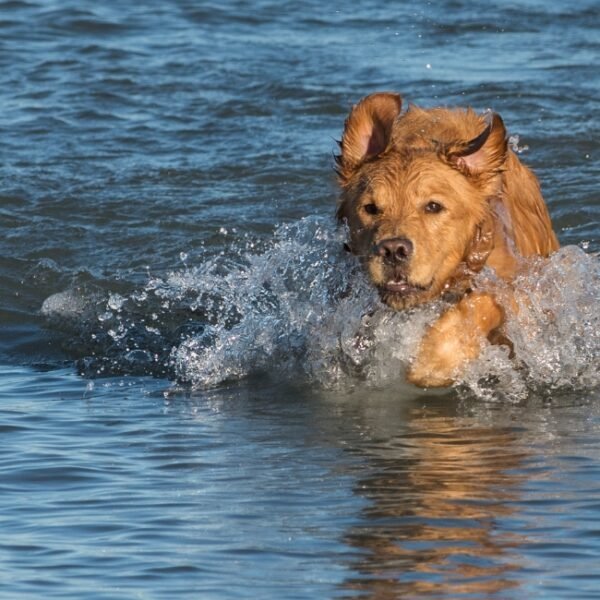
top-left (41, 217), bottom-right (599, 401)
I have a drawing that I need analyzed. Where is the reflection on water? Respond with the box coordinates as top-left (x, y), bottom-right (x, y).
top-left (1, 370), bottom-right (600, 599)
top-left (332, 400), bottom-right (526, 597)
top-left (311, 389), bottom-right (600, 599)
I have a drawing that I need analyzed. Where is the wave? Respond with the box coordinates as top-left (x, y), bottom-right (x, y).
top-left (41, 217), bottom-right (599, 401)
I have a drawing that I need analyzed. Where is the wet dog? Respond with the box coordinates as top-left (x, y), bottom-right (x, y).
top-left (336, 92), bottom-right (559, 387)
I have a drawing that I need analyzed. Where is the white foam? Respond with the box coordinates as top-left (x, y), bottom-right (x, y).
top-left (459, 246), bottom-right (600, 401)
top-left (46, 217), bottom-right (597, 399)
top-left (165, 218), bottom-right (599, 399)
top-left (41, 289), bottom-right (89, 319)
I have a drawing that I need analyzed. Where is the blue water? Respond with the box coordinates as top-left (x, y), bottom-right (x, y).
top-left (1, 1), bottom-right (599, 598)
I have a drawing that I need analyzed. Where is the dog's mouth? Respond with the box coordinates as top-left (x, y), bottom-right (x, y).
top-left (383, 275), bottom-right (418, 295)
top-left (377, 272), bottom-right (430, 307)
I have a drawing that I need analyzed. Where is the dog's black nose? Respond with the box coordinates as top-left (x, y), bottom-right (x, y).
top-left (376, 237), bottom-right (413, 263)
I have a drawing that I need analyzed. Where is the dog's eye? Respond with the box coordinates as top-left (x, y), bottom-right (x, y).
top-left (363, 203), bottom-right (380, 215)
top-left (424, 201), bottom-right (444, 214)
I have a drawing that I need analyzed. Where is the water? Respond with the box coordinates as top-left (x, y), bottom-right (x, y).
top-left (1, 0), bottom-right (599, 598)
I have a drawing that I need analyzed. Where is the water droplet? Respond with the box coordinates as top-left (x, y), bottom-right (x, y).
top-left (107, 293), bottom-right (125, 311)
top-left (68, 217), bottom-right (599, 398)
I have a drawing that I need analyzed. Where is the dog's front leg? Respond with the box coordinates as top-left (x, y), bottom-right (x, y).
top-left (406, 292), bottom-right (504, 388)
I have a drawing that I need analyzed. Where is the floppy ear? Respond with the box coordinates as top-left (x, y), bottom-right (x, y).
top-left (447, 111), bottom-right (507, 177)
top-left (336, 92), bottom-right (402, 182)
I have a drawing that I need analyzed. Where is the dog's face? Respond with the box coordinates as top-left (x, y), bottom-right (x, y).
top-left (336, 93), bottom-right (508, 309)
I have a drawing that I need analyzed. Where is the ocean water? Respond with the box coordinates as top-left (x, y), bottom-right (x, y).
top-left (1, 1), bottom-right (599, 598)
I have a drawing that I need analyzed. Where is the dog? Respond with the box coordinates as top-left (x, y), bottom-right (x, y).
top-left (335, 92), bottom-right (559, 387)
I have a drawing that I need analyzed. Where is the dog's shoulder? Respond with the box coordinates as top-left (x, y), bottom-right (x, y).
top-left (500, 152), bottom-right (559, 257)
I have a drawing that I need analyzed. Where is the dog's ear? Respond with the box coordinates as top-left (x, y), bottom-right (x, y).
top-left (336, 92), bottom-right (402, 182)
top-left (447, 111), bottom-right (507, 177)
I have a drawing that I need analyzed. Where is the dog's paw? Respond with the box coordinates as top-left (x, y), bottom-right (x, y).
top-left (406, 331), bottom-right (471, 387)
top-left (407, 293), bottom-right (504, 388)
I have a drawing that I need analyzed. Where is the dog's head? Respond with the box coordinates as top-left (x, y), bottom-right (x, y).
top-left (336, 92), bottom-right (508, 309)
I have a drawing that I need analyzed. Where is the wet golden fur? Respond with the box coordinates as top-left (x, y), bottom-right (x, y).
top-left (336, 92), bottom-right (558, 387)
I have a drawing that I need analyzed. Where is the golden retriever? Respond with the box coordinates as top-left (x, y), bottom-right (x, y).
top-left (336, 92), bottom-right (559, 387)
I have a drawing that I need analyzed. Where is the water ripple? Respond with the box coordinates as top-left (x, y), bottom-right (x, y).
top-left (0, 1), bottom-right (599, 598)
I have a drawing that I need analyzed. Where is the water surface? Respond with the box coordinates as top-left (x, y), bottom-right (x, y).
top-left (0, 1), bottom-right (599, 598)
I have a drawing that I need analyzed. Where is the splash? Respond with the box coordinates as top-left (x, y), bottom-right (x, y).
top-left (41, 218), bottom-right (599, 400)
top-left (460, 246), bottom-right (600, 401)
top-left (167, 218), bottom-right (388, 389)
